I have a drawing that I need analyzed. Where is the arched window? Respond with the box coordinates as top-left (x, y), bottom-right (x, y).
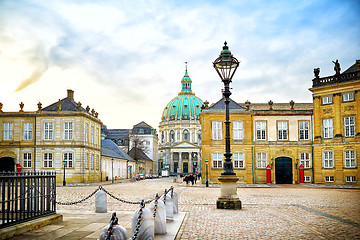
top-left (170, 130), bottom-right (175, 142)
top-left (197, 130), bottom-right (201, 142)
top-left (183, 129), bottom-right (189, 141)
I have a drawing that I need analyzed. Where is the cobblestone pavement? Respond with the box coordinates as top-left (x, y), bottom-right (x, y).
top-left (14, 178), bottom-right (360, 239)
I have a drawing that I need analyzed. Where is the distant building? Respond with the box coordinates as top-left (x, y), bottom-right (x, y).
top-left (0, 90), bottom-right (102, 183)
top-left (310, 59), bottom-right (360, 184)
top-left (200, 97), bottom-right (312, 184)
top-left (159, 67), bottom-right (204, 175)
top-left (128, 147), bottom-right (154, 175)
top-left (101, 139), bottom-right (136, 180)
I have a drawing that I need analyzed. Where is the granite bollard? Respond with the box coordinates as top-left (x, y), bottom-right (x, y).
top-left (172, 191), bottom-right (178, 214)
top-left (95, 189), bottom-right (107, 213)
top-left (160, 192), bottom-right (174, 222)
top-left (99, 212), bottom-right (129, 240)
top-left (131, 206), bottom-right (154, 240)
top-left (149, 198), bottom-right (166, 235)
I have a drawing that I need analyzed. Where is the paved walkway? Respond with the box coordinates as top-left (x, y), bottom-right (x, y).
top-left (5, 178), bottom-right (360, 239)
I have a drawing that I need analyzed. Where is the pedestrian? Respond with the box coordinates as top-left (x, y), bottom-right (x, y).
top-left (198, 172), bottom-right (201, 180)
top-left (189, 174), bottom-right (195, 185)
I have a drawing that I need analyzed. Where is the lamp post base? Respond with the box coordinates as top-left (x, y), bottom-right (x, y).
top-left (217, 175), bottom-right (241, 210)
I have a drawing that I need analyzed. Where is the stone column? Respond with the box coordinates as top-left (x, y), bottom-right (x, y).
top-left (333, 93), bottom-right (342, 139)
top-left (179, 152), bottom-right (183, 173)
top-left (170, 151), bottom-right (173, 172)
top-left (189, 152), bottom-right (192, 173)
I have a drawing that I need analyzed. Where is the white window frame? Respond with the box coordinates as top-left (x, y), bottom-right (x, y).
top-left (345, 176), bottom-right (356, 182)
top-left (23, 123), bottom-right (33, 140)
top-left (85, 123), bottom-right (89, 142)
top-left (344, 149), bottom-right (356, 168)
top-left (4, 123), bottom-right (13, 140)
top-left (322, 95), bottom-right (333, 105)
top-left (323, 151), bottom-right (334, 168)
top-left (212, 121), bottom-right (222, 140)
top-left (304, 176), bottom-right (311, 183)
top-left (170, 130), bottom-right (175, 142)
top-left (343, 92), bottom-right (354, 102)
top-left (96, 155), bottom-right (99, 170)
top-left (323, 118), bottom-right (333, 139)
top-left (43, 152), bottom-right (53, 168)
top-left (91, 126), bottom-right (94, 143)
top-left (183, 129), bottom-right (189, 141)
top-left (85, 153), bottom-right (89, 169)
top-left (324, 176), bottom-right (334, 182)
top-left (234, 152), bottom-right (244, 168)
top-left (344, 116), bottom-right (355, 137)
top-left (64, 122), bottom-right (73, 140)
top-left (278, 121), bottom-right (288, 140)
top-left (299, 121), bottom-right (309, 140)
top-left (23, 153), bottom-right (32, 168)
top-left (233, 121), bottom-right (244, 140)
top-left (64, 153), bottom-right (73, 168)
top-left (256, 152), bottom-right (267, 168)
top-left (256, 121), bottom-right (266, 140)
top-left (212, 152), bottom-right (222, 168)
top-left (300, 152), bottom-right (311, 168)
top-left (44, 122), bottom-right (54, 140)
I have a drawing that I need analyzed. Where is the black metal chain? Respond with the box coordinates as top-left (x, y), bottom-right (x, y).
top-left (56, 188), bottom-right (99, 205)
top-left (153, 194), bottom-right (159, 218)
top-left (101, 187), bottom-right (153, 205)
top-left (106, 212), bottom-right (118, 240)
top-left (132, 200), bottom-right (145, 240)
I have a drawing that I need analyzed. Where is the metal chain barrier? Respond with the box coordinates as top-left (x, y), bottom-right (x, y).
top-left (101, 187), bottom-right (154, 205)
top-left (106, 212), bottom-right (118, 240)
top-left (56, 187), bottom-right (99, 205)
top-left (153, 193), bottom-right (159, 218)
top-left (132, 200), bottom-right (145, 240)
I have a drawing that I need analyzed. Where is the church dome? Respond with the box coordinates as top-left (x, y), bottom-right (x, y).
top-left (162, 70), bottom-right (203, 121)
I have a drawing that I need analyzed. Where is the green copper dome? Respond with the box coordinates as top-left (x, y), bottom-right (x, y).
top-left (162, 70), bottom-right (203, 121)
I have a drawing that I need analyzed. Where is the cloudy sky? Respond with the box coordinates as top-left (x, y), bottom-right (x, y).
top-left (1, 0), bottom-right (359, 129)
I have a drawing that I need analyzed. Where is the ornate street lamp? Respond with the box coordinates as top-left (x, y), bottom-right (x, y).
top-left (205, 159), bottom-right (209, 187)
top-left (112, 158), bottom-right (114, 184)
top-left (213, 42), bottom-right (241, 209)
top-left (63, 159), bottom-right (66, 186)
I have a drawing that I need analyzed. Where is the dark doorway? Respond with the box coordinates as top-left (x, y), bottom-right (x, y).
top-left (275, 157), bottom-right (293, 184)
top-left (183, 162), bottom-right (188, 173)
top-left (0, 157), bottom-right (15, 172)
top-left (174, 162), bottom-right (178, 173)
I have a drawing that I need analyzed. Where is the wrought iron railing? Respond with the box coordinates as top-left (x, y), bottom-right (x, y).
top-left (312, 71), bottom-right (359, 87)
top-left (0, 171), bottom-right (56, 228)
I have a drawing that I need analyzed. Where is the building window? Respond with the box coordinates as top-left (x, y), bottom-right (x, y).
top-left (323, 151), bottom-right (334, 168)
top-left (256, 152), bottom-right (267, 168)
top-left (300, 152), bottom-right (311, 168)
top-left (64, 153), bottom-right (73, 168)
top-left (23, 123), bottom-right (33, 140)
top-left (234, 152), bottom-right (244, 168)
top-left (96, 155), bottom-right (99, 170)
top-left (256, 121), bottom-right (266, 140)
top-left (346, 176), bottom-right (356, 182)
top-left (23, 153), bottom-right (32, 168)
top-left (44, 122), bottom-right (53, 140)
top-left (304, 176), bottom-right (311, 183)
top-left (91, 154), bottom-right (94, 169)
top-left (85, 123), bottom-right (89, 142)
top-left (212, 152), bottom-right (222, 168)
top-left (183, 129), bottom-right (189, 141)
top-left (233, 121), bottom-right (244, 140)
top-left (278, 121), bottom-right (288, 140)
top-left (3, 123), bottom-right (13, 140)
top-left (344, 116), bottom-right (355, 137)
top-left (64, 122), bottom-right (73, 140)
top-left (344, 150), bottom-right (356, 168)
top-left (197, 130), bottom-right (201, 142)
top-left (161, 132), bottom-right (165, 143)
top-left (324, 176), bottom-right (334, 182)
top-left (322, 96), bottom-right (332, 105)
top-left (323, 119), bottom-right (333, 138)
top-left (212, 121), bottom-right (222, 140)
top-left (86, 153), bottom-right (89, 169)
top-left (343, 92), bottom-right (354, 102)
top-left (170, 130), bottom-right (175, 142)
top-left (91, 126), bottom-right (94, 143)
top-left (299, 121), bottom-right (309, 140)
top-left (43, 153), bottom-right (53, 168)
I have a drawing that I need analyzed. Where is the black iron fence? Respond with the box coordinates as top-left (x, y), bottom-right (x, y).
top-left (0, 171), bottom-right (56, 228)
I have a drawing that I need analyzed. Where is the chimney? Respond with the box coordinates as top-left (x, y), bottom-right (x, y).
top-left (67, 89), bottom-right (74, 100)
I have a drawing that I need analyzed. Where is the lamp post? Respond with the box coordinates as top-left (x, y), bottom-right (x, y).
top-left (63, 159), bottom-right (66, 186)
top-left (112, 158), bottom-right (114, 184)
top-left (126, 160), bottom-right (129, 179)
top-left (213, 42), bottom-right (241, 209)
top-left (205, 159), bottom-right (209, 187)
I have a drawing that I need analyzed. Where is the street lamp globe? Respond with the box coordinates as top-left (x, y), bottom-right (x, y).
top-left (213, 41), bottom-right (240, 84)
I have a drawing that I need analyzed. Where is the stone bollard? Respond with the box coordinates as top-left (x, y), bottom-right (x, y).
top-left (172, 191), bottom-right (178, 214)
top-left (160, 191), bottom-right (174, 222)
top-left (131, 203), bottom-right (154, 240)
top-left (149, 197), bottom-right (166, 235)
top-left (99, 212), bottom-right (129, 240)
top-left (95, 189), bottom-right (107, 213)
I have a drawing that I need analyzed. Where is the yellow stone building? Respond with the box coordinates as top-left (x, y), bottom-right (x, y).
top-left (201, 59), bottom-right (359, 185)
top-left (200, 98), bottom-right (312, 184)
top-left (0, 90), bottom-right (102, 183)
top-left (310, 60), bottom-right (360, 184)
